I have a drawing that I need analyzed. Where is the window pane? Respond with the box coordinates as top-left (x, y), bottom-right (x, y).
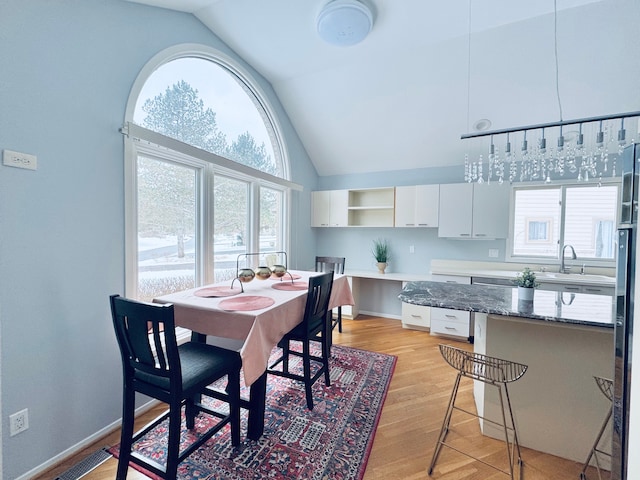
top-left (260, 187), bottom-right (283, 263)
top-left (564, 186), bottom-right (618, 259)
top-left (137, 156), bottom-right (196, 301)
top-left (213, 176), bottom-right (249, 282)
top-left (512, 188), bottom-right (561, 257)
top-left (134, 57), bottom-right (281, 176)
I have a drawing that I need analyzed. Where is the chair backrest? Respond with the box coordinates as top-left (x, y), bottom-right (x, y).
top-left (303, 271), bottom-right (334, 336)
top-left (110, 294), bottom-right (182, 395)
top-left (315, 256), bottom-right (345, 274)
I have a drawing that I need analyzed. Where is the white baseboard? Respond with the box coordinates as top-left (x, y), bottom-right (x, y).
top-left (356, 310), bottom-right (402, 320)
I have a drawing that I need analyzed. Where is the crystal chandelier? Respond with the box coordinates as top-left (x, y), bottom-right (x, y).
top-left (462, 112), bottom-right (639, 185)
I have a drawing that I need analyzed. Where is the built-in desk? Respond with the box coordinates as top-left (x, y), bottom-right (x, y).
top-left (343, 270), bottom-right (433, 319)
top-left (399, 281), bottom-right (614, 464)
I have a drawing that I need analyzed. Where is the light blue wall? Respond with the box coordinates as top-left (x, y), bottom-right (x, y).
top-left (315, 227), bottom-right (506, 274)
top-left (0, 1), bottom-right (317, 478)
top-left (317, 164), bottom-right (462, 190)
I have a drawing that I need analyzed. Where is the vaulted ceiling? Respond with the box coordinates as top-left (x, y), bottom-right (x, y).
top-left (125, 0), bottom-right (639, 177)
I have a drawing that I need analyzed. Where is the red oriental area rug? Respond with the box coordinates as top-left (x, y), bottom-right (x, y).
top-left (110, 345), bottom-right (396, 480)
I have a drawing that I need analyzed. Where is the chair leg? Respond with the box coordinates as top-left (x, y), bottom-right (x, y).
top-left (165, 401), bottom-right (182, 479)
top-left (327, 311), bottom-right (334, 354)
top-left (337, 306), bottom-right (342, 333)
top-left (322, 334), bottom-right (331, 387)
top-left (117, 384), bottom-right (136, 480)
top-left (303, 341), bottom-right (314, 410)
top-left (501, 383), bottom-right (524, 477)
top-left (580, 407), bottom-right (613, 479)
top-left (428, 373), bottom-right (462, 476)
top-left (185, 394), bottom-right (198, 430)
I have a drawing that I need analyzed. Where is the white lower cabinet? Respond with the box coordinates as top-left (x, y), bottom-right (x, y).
top-left (428, 274), bottom-right (472, 341)
top-left (401, 302), bottom-right (431, 330)
top-left (430, 307), bottom-right (471, 340)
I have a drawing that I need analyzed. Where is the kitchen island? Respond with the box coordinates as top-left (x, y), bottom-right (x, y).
top-left (400, 281), bottom-right (614, 464)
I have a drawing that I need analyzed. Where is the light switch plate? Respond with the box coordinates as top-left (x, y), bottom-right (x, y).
top-left (3, 149), bottom-right (37, 170)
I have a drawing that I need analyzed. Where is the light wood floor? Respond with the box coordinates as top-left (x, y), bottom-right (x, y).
top-left (35, 316), bottom-right (603, 480)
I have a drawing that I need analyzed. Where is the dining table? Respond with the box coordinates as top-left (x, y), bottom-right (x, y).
top-left (153, 270), bottom-right (355, 440)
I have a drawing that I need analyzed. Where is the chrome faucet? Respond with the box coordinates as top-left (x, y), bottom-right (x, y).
top-left (560, 244), bottom-right (577, 273)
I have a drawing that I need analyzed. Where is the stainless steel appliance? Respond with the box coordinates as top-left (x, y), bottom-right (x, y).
top-left (613, 142), bottom-right (640, 479)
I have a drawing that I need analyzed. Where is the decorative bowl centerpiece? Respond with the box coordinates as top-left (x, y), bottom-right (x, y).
top-left (237, 268), bottom-right (256, 283)
top-left (254, 266), bottom-right (272, 280)
top-left (271, 264), bottom-right (288, 278)
top-left (232, 251), bottom-right (292, 289)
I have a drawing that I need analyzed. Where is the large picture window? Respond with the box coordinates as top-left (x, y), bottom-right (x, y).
top-left (137, 155), bottom-right (199, 300)
top-left (124, 48), bottom-right (292, 301)
top-left (510, 183), bottom-right (618, 263)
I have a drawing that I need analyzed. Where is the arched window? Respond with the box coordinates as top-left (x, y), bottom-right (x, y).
top-left (133, 56), bottom-right (284, 177)
top-left (123, 46), bottom-right (297, 301)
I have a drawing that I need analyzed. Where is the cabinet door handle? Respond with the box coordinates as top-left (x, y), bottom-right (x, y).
top-left (405, 223), bottom-right (415, 226)
top-left (445, 326), bottom-right (457, 330)
top-left (564, 286), bottom-right (580, 291)
top-left (411, 314), bottom-right (422, 318)
top-left (585, 288), bottom-right (602, 293)
top-left (460, 233), bottom-right (471, 237)
top-left (417, 223), bottom-right (429, 226)
top-left (445, 314), bottom-right (458, 319)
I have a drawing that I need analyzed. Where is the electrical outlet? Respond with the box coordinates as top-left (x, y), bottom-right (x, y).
top-left (409, 245), bottom-right (415, 254)
top-left (3, 149), bottom-right (37, 170)
top-left (9, 408), bottom-right (29, 436)
top-left (488, 249), bottom-right (499, 258)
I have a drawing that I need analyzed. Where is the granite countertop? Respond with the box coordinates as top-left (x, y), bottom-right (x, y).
top-left (399, 281), bottom-right (614, 329)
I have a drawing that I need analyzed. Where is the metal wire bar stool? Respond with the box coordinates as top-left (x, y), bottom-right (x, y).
top-left (428, 344), bottom-right (528, 479)
top-left (579, 376), bottom-right (613, 480)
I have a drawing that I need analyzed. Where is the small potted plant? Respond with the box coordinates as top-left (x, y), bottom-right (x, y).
top-left (515, 267), bottom-right (539, 301)
top-left (372, 238), bottom-right (390, 274)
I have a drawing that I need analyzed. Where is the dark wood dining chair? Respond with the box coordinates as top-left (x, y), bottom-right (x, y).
top-left (267, 271), bottom-right (334, 410)
top-left (315, 256), bottom-right (345, 333)
top-left (110, 294), bottom-right (242, 480)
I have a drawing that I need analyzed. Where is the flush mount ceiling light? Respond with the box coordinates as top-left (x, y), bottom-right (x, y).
top-left (317, 0), bottom-right (373, 47)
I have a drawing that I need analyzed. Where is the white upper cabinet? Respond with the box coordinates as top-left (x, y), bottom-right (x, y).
top-left (438, 183), bottom-right (509, 238)
top-left (311, 190), bottom-right (348, 227)
top-left (311, 183), bottom-right (508, 234)
top-left (395, 185), bottom-right (439, 227)
top-left (438, 183), bottom-right (473, 237)
top-left (472, 183), bottom-right (509, 238)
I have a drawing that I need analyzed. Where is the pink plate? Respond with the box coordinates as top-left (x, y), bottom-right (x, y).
top-left (270, 272), bottom-right (302, 280)
top-left (271, 281), bottom-right (308, 291)
top-left (194, 286), bottom-right (241, 298)
top-left (218, 295), bottom-right (275, 311)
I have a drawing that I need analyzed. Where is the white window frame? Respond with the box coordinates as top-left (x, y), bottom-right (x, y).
top-left (507, 179), bottom-right (620, 268)
top-left (123, 44), bottom-right (298, 300)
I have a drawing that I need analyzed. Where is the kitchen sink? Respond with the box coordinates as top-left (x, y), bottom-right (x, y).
top-left (536, 272), bottom-right (615, 284)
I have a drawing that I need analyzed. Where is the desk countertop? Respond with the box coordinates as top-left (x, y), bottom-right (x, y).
top-left (344, 270), bottom-right (434, 282)
top-left (399, 280), bottom-right (614, 329)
